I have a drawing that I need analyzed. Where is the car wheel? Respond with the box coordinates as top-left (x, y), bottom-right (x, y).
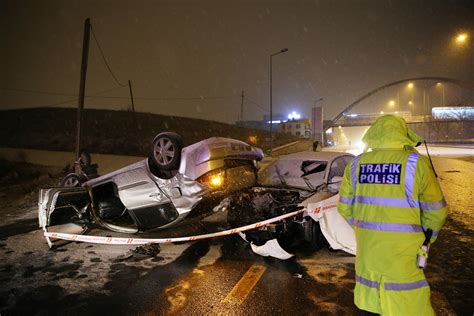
top-left (150, 132), bottom-right (183, 171)
top-left (61, 173), bottom-right (83, 187)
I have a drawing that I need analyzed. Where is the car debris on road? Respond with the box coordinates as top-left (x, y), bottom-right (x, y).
top-left (132, 243), bottom-right (162, 257)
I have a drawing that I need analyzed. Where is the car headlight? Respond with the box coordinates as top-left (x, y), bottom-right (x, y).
top-left (198, 170), bottom-right (225, 190)
top-left (209, 173), bottom-right (224, 187)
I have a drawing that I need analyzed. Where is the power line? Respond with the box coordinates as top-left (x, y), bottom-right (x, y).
top-left (244, 96), bottom-right (268, 114)
top-left (0, 87), bottom-right (235, 101)
top-left (0, 87), bottom-right (77, 96)
top-left (90, 24), bottom-right (126, 87)
top-left (87, 95), bottom-right (233, 101)
top-left (2, 85), bottom-right (264, 113)
top-left (11, 95), bottom-right (238, 109)
top-left (35, 85), bottom-right (130, 107)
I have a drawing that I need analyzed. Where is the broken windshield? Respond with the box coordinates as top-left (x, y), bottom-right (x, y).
top-left (258, 159), bottom-right (328, 190)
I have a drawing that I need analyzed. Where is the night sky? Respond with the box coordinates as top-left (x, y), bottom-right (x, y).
top-left (1, 0), bottom-right (473, 124)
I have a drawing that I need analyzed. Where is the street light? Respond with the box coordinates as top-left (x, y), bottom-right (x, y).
top-left (270, 47), bottom-right (288, 155)
top-left (455, 32), bottom-right (468, 45)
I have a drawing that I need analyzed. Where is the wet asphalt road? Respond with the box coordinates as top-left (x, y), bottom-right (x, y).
top-left (0, 217), bottom-right (360, 315)
top-left (0, 156), bottom-right (472, 315)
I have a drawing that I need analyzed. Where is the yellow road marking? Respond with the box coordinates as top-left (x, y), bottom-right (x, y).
top-left (165, 280), bottom-right (190, 314)
top-left (222, 264), bottom-right (267, 304)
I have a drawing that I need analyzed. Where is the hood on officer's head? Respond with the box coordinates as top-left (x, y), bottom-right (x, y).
top-left (362, 115), bottom-right (423, 151)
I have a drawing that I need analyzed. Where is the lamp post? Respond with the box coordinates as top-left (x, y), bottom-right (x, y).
top-left (407, 82), bottom-right (415, 115)
top-left (436, 82), bottom-right (445, 107)
top-left (270, 48), bottom-right (288, 155)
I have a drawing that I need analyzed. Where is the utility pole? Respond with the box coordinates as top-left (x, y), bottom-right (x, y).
top-left (240, 91), bottom-right (244, 124)
top-left (75, 18), bottom-right (91, 168)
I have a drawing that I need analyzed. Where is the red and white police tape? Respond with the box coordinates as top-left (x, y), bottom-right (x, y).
top-left (44, 202), bottom-right (338, 245)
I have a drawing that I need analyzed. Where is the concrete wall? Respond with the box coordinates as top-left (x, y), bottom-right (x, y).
top-left (271, 140), bottom-right (314, 156)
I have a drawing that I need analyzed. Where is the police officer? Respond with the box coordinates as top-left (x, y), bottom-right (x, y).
top-left (337, 115), bottom-right (448, 315)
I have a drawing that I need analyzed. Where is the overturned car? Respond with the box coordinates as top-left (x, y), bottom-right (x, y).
top-left (38, 133), bottom-right (263, 247)
top-left (218, 151), bottom-right (356, 259)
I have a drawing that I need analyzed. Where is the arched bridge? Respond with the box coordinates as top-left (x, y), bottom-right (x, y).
top-left (328, 77), bottom-right (474, 129)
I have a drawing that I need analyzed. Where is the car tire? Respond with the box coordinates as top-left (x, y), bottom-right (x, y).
top-left (61, 173), bottom-right (84, 187)
top-left (150, 132), bottom-right (183, 171)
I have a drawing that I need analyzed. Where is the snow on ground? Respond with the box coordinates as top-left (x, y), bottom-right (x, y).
top-left (0, 151), bottom-right (472, 314)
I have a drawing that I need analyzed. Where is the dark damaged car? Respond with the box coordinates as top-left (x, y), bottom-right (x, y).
top-left (38, 133), bottom-right (263, 247)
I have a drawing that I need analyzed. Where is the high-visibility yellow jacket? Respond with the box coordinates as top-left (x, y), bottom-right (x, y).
top-left (337, 115), bottom-right (448, 315)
